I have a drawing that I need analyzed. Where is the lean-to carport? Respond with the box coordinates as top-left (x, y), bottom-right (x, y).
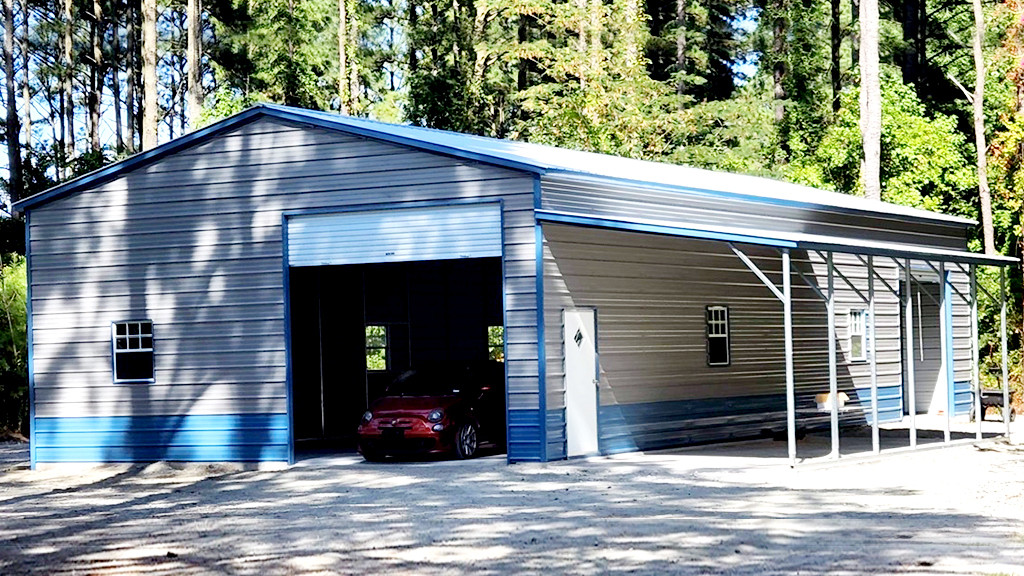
top-left (537, 210), bottom-right (1018, 466)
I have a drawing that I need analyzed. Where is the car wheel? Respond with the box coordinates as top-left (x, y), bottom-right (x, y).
top-left (455, 422), bottom-right (479, 459)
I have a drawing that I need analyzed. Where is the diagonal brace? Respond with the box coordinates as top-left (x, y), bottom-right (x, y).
top-left (730, 243), bottom-right (784, 302)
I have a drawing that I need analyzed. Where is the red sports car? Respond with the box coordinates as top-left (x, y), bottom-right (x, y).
top-left (357, 363), bottom-right (506, 461)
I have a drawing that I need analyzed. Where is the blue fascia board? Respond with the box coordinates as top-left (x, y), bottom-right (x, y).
top-left (536, 210), bottom-right (799, 249)
top-left (282, 214), bottom-right (295, 466)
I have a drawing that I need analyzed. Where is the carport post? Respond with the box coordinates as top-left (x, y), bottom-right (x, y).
top-left (971, 265), bottom-right (982, 441)
top-left (783, 249), bottom-right (797, 466)
top-left (904, 259), bottom-right (918, 448)
top-left (1001, 267), bottom-right (1010, 438)
top-left (940, 261), bottom-right (951, 443)
top-left (827, 252), bottom-right (839, 459)
top-left (868, 256), bottom-right (879, 453)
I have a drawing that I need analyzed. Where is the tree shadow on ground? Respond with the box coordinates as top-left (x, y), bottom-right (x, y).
top-left (1, 442), bottom-right (1023, 575)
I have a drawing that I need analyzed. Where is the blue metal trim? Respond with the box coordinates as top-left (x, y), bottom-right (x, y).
top-left (944, 270), bottom-right (956, 415)
top-left (535, 210), bottom-right (800, 249)
top-left (282, 215), bottom-right (295, 466)
top-left (25, 213), bottom-right (35, 469)
top-left (496, 198), bottom-right (512, 464)
top-left (14, 108), bottom-right (266, 212)
top-left (534, 176), bottom-right (548, 461)
top-left (542, 170), bottom-right (977, 228)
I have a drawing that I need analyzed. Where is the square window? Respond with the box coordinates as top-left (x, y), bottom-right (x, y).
top-left (706, 306), bottom-right (730, 366)
top-left (112, 320), bottom-right (154, 382)
top-left (366, 325), bottom-right (389, 371)
top-left (487, 326), bottom-right (505, 362)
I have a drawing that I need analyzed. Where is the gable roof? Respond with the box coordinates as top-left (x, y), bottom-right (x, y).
top-left (14, 103), bottom-right (975, 228)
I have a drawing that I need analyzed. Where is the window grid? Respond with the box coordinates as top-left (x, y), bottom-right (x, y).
top-left (365, 325), bottom-right (389, 371)
top-left (849, 309), bottom-right (867, 361)
top-left (111, 320), bottom-right (155, 382)
top-left (706, 306), bottom-right (730, 367)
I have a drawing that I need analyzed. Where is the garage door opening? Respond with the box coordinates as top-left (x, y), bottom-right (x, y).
top-left (288, 257), bottom-right (507, 458)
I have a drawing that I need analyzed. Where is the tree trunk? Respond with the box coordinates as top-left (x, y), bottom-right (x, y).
top-left (773, 9), bottom-right (787, 123)
top-left (408, 0), bottom-right (417, 74)
top-left (830, 0), bottom-right (840, 111)
top-left (347, 4), bottom-right (358, 111)
top-left (3, 0), bottom-right (22, 202)
top-left (89, 0), bottom-right (103, 152)
top-left (971, 0), bottom-right (994, 254)
top-left (517, 15), bottom-right (528, 91)
top-left (126, 0), bottom-right (136, 152)
top-left (675, 0), bottom-right (686, 96)
top-left (901, 0), bottom-right (919, 86)
top-left (141, 0), bottom-right (157, 150)
top-left (63, 0), bottom-right (74, 165)
top-left (19, 0), bottom-right (29, 151)
top-left (851, 0), bottom-right (858, 68)
top-left (187, 0), bottom-right (202, 125)
top-left (859, 0), bottom-right (881, 201)
top-left (112, 0), bottom-right (124, 152)
top-left (337, 0), bottom-right (347, 113)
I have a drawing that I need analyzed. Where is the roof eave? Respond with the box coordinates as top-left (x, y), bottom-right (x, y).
top-left (13, 107), bottom-right (268, 213)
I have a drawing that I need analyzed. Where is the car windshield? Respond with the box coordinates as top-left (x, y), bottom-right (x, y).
top-left (386, 369), bottom-right (469, 397)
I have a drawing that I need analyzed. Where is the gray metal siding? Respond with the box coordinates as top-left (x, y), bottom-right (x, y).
top-left (29, 116), bottom-right (541, 459)
top-left (542, 224), bottom-right (908, 451)
top-left (540, 175), bottom-right (969, 252)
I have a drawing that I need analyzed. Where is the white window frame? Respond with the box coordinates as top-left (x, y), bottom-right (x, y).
top-left (706, 305), bottom-right (731, 367)
top-left (111, 320), bottom-right (155, 383)
top-left (849, 309), bottom-right (867, 361)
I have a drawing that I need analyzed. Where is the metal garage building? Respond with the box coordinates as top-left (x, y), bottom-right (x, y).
top-left (14, 104), bottom-right (1016, 468)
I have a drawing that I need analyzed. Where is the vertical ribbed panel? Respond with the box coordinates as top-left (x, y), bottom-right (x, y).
top-left (287, 204), bottom-right (503, 267)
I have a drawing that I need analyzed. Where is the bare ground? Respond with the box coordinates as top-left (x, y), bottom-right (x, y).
top-left (1, 434), bottom-right (1023, 576)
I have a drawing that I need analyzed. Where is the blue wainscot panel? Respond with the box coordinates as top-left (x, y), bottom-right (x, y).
top-left (851, 385), bottom-right (905, 425)
top-left (507, 409), bottom-right (543, 462)
top-left (953, 381), bottom-right (973, 417)
top-left (34, 414), bottom-right (289, 463)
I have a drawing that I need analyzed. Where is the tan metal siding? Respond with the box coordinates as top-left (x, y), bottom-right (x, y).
top-left (542, 224), bottom-right (906, 449)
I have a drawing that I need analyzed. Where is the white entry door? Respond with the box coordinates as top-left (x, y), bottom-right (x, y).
top-left (564, 309), bottom-right (599, 457)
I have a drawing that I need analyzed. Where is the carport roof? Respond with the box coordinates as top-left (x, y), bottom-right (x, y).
top-left (16, 104), bottom-right (977, 230)
top-left (537, 210), bottom-right (1019, 267)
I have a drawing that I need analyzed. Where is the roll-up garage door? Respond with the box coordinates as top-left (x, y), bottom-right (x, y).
top-left (287, 204), bottom-right (503, 267)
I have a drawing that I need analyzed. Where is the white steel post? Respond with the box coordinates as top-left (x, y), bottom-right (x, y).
top-left (971, 265), bottom-right (982, 441)
top-left (828, 252), bottom-right (839, 459)
top-left (1001, 267), bottom-right (1010, 439)
top-left (905, 259), bottom-right (918, 448)
top-left (868, 256), bottom-right (879, 453)
top-left (940, 261), bottom-right (951, 443)
top-left (783, 249), bottom-right (797, 466)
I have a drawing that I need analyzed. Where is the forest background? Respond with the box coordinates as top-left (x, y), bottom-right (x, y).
top-left (0, 0), bottom-right (1020, 434)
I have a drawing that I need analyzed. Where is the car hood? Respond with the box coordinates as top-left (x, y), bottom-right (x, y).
top-left (369, 395), bottom-right (461, 415)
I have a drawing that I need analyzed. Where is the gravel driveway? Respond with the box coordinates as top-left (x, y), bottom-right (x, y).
top-left (1, 437), bottom-right (1023, 575)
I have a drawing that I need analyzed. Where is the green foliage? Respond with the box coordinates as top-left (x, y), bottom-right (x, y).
top-left (0, 253), bottom-right (27, 435)
top-left (789, 68), bottom-right (974, 211)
